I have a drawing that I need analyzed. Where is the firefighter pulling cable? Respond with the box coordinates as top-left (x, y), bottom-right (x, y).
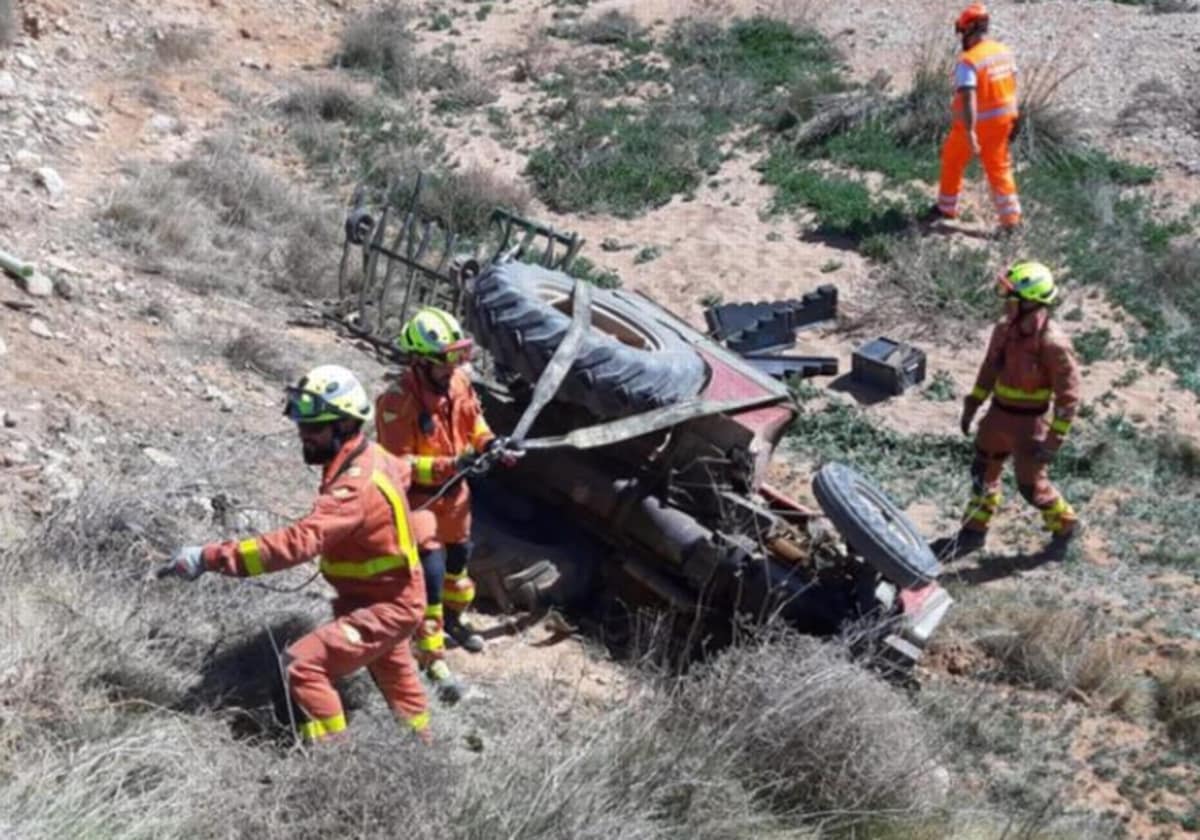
top-left (158, 365), bottom-right (432, 743)
top-left (376, 307), bottom-right (522, 703)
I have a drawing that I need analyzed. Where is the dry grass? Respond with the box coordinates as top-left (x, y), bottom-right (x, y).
top-left (337, 2), bottom-right (418, 91)
top-left (152, 25), bottom-right (213, 65)
top-left (223, 327), bottom-right (299, 383)
top-left (972, 600), bottom-right (1137, 705)
top-left (429, 61), bottom-right (499, 112)
top-left (280, 82), bottom-right (365, 122)
top-left (1156, 665), bottom-right (1200, 751)
top-left (419, 166), bottom-right (530, 238)
top-left (568, 10), bottom-right (645, 45)
top-left (1149, 0), bottom-right (1199, 11)
top-left (1013, 54), bottom-right (1085, 164)
top-left (0, 0), bottom-right (14, 47)
top-left (1, 441), bottom-right (1106, 838)
top-left (103, 135), bottom-right (339, 297)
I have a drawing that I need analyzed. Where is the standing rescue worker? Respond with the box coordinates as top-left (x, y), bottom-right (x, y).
top-left (376, 307), bottom-right (518, 703)
top-left (159, 365), bottom-right (431, 743)
top-left (939, 262), bottom-right (1081, 560)
top-left (929, 4), bottom-right (1022, 231)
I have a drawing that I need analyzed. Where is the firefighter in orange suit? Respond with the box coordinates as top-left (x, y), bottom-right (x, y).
top-left (160, 365), bottom-right (430, 743)
top-left (938, 262), bottom-right (1081, 560)
top-left (376, 307), bottom-right (519, 704)
top-left (929, 4), bottom-right (1022, 230)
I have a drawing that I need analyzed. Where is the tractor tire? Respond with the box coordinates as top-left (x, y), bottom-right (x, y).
top-left (812, 462), bottom-right (940, 589)
top-left (466, 261), bottom-right (708, 419)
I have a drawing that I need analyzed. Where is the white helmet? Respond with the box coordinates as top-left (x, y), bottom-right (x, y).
top-left (283, 364), bottom-right (373, 423)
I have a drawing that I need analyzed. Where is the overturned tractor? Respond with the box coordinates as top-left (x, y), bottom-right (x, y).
top-left (326, 178), bottom-right (951, 664)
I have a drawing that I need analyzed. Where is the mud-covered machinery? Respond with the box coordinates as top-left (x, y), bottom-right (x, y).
top-left (328, 179), bottom-right (951, 663)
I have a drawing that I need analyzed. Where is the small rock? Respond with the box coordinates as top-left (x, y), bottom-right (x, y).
top-left (146, 113), bottom-right (179, 135)
top-left (239, 27), bottom-right (255, 39)
top-left (34, 167), bottom-right (65, 199)
top-left (0, 73), bottom-right (16, 98)
top-left (0, 336), bottom-right (7, 356)
top-left (18, 272), bottom-right (54, 298)
top-left (15, 54), bottom-right (38, 71)
top-left (204, 385), bottom-right (236, 412)
top-left (29, 318), bottom-right (54, 339)
top-left (13, 149), bottom-right (42, 170)
top-left (2, 411), bottom-right (15, 429)
top-left (52, 274), bottom-right (78, 300)
top-left (142, 447), bottom-right (179, 468)
top-left (63, 109), bottom-right (93, 129)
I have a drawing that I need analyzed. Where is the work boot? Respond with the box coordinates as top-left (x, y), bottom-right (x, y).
top-left (1042, 526), bottom-right (1079, 562)
top-left (426, 660), bottom-right (463, 705)
top-left (930, 529), bottom-right (987, 562)
top-left (920, 204), bottom-right (952, 224)
top-left (444, 613), bottom-right (485, 653)
top-left (994, 220), bottom-right (1024, 240)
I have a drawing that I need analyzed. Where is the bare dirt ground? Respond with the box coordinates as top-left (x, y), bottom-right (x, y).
top-left (3, 0), bottom-right (1199, 835)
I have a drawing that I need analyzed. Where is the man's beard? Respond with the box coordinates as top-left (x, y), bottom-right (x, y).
top-left (302, 437), bottom-right (339, 465)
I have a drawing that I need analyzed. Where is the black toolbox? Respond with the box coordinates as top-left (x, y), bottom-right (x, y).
top-left (850, 337), bottom-right (926, 395)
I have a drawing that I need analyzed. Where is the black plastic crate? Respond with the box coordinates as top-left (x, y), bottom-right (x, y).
top-left (850, 337), bottom-right (926, 395)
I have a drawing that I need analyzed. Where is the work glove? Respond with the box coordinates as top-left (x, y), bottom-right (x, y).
top-left (157, 545), bottom-right (207, 581)
top-left (487, 436), bottom-right (525, 469)
top-left (959, 396), bottom-right (982, 437)
top-left (454, 452), bottom-right (482, 475)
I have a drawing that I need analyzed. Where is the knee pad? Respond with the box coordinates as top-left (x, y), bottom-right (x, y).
top-left (419, 548), bottom-right (447, 604)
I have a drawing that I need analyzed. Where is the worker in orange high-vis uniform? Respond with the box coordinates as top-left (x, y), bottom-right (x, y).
top-left (928, 4), bottom-right (1022, 231)
top-left (376, 307), bottom-right (520, 704)
top-left (935, 262), bottom-right (1081, 562)
top-left (159, 365), bottom-right (431, 744)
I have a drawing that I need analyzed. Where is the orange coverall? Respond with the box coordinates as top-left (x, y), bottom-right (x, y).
top-left (202, 434), bottom-right (429, 741)
top-left (937, 38), bottom-right (1021, 227)
top-left (964, 308), bottom-right (1080, 536)
top-left (375, 367), bottom-right (495, 665)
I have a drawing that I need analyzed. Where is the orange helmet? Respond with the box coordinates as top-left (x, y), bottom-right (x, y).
top-left (955, 3), bottom-right (988, 34)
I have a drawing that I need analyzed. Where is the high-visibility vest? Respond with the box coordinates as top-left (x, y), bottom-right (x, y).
top-left (952, 39), bottom-right (1018, 124)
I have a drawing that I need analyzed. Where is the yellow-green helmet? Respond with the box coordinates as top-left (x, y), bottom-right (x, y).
top-left (396, 307), bottom-right (473, 363)
top-left (998, 261), bottom-right (1058, 305)
top-left (283, 364), bottom-right (373, 424)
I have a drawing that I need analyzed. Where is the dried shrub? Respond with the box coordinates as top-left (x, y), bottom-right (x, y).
top-left (420, 166), bottom-right (530, 238)
top-left (102, 136), bottom-right (339, 297)
top-left (0, 0), bottom-right (14, 47)
top-left (674, 631), bottom-right (943, 818)
top-left (1013, 54), bottom-right (1085, 164)
top-left (337, 2), bottom-right (418, 90)
top-left (429, 62), bottom-right (498, 112)
top-left (570, 10), bottom-right (645, 45)
top-left (1156, 665), bottom-right (1200, 751)
top-left (280, 83), bottom-right (365, 122)
top-left (223, 327), bottom-right (298, 383)
top-left (975, 602), bottom-right (1135, 702)
top-left (152, 25), bottom-right (213, 65)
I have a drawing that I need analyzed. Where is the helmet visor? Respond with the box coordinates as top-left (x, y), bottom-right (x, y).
top-left (420, 338), bottom-right (473, 366)
top-left (283, 388), bottom-right (342, 423)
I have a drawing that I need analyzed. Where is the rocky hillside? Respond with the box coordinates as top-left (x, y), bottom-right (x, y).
top-left (2, 0), bottom-right (1199, 837)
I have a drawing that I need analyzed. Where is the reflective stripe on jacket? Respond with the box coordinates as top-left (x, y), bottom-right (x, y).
top-left (375, 367), bottom-right (495, 488)
top-left (952, 39), bottom-right (1018, 124)
top-left (203, 435), bottom-right (422, 599)
top-left (970, 309), bottom-right (1081, 436)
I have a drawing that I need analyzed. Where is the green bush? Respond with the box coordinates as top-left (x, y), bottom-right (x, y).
top-left (527, 105), bottom-right (718, 217)
top-left (761, 152), bottom-right (911, 239)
